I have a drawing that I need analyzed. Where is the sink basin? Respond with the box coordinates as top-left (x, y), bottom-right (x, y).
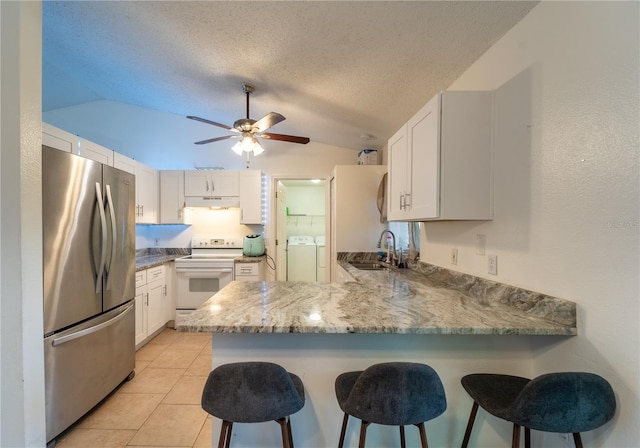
top-left (348, 261), bottom-right (387, 270)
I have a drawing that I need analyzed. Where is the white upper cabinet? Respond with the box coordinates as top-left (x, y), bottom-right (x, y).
top-left (77, 137), bottom-right (114, 166)
top-left (239, 170), bottom-right (263, 224)
top-left (114, 153), bottom-right (158, 224)
top-left (387, 90), bottom-right (493, 221)
top-left (159, 170), bottom-right (185, 224)
top-left (135, 162), bottom-right (159, 224)
top-left (113, 152), bottom-right (137, 175)
top-left (184, 170), bottom-right (239, 197)
top-left (387, 125), bottom-right (409, 221)
top-left (42, 123), bottom-right (78, 153)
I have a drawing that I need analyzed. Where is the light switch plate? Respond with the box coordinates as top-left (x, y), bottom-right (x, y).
top-left (475, 234), bottom-right (486, 255)
top-left (488, 254), bottom-right (498, 275)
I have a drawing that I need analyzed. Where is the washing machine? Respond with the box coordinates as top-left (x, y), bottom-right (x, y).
top-left (315, 236), bottom-right (326, 281)
top-left (287, 236), bottom-right (317, 281)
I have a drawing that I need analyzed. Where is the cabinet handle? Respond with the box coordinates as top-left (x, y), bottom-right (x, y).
top-left (145, 293), bottom-right (149, 306)
top-left (140, 205), bottom-right (144, 216)
top-left (163, 285), bottom-right (167, 296)
top-left (400, 193), bottom-right (405, 210)
top-left (211, 180), bottom-right (215, 192)
top-left (206, 180), bottom-right (209, 191)
top-left (404, 193), bottom-right (411, 209)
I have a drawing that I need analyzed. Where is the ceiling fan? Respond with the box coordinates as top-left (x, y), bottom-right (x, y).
top-left (187, 83), bottom-right (310, 156)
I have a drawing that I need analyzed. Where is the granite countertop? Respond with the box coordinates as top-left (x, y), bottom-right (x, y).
top-left (178, 259), bottom-right (577, 336)
top-left (234, 255), bottom-right (266, 263)
top-left (136, 248), bottom-right (189, 271)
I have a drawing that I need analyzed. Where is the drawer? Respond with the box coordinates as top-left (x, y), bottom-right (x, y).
top-left (235, 263), bottom-right (259, 276)
top-left (147, 266), bottom-right (164, 282)
top-left (135, 270), bottom-right (147, 288)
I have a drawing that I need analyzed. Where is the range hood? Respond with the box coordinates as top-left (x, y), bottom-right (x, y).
top-left (184, 196), bottom-right (240, 208)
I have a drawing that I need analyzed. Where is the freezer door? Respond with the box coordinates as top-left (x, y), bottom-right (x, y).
top-left (43, 146), bottom-right (103, 335)
top-left (44, 301), bottom-right (135, 443)
top-left (102, 165), bottom-right (135, 311)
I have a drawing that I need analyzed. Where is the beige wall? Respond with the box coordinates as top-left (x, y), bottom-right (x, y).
top-left (1, 1), bottom-right (46, 445)
top-left (422, 2), bottom-right (639, 446)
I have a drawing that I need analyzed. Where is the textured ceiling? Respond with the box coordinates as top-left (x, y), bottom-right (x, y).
top-left (42, 1), bottom-right (538, 150)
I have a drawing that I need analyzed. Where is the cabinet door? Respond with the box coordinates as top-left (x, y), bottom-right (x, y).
top-left (387, 124), bottom-right (409, 221)
top-left (146, 279), bottom-right (165, 335)
top-left (134, 286), bottom-right (147, 346)
top-left (210, 171), bottom-right (239, 196)
top-left (163, 262), bottom-right (175, 324)
top-left (78, 138), bottom-right (114, 165)
top-left (184, 171), bottom-right (211, 196)
top-left (407, 94), bottom-right (440, 220)
top-left (159, 171), bottom-right (185, 224)
top-left (42, 123), bottom-right (77, 153)
top-left (113, 152), bottom-right (137, 175)
top-left (136, 162), bottom-right (158, 224)
top-left (239, 170), bottom-right (263, 224)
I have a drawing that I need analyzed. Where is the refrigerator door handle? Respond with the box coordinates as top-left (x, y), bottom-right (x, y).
top-left (104, 184), bottom-right (117, 291)
top-left (51, 303), bottom-right (134, 347)
top-left (95, 182), bottom-right (107, 293)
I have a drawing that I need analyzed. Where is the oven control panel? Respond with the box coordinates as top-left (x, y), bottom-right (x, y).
top-left (192, 236), bottom-right (243, 248)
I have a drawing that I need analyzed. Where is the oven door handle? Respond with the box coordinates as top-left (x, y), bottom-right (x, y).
top-left (175, 267), bottom-right (234, 273)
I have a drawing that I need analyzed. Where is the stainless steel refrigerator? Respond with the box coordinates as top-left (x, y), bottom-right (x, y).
top-left (42, 145), bottom-right (136, 443)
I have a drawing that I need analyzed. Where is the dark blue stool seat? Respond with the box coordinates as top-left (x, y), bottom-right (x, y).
top-left (201, 362), bottom-right (305, 448)
top-left (335, 362), bottom-right (447, 448)
top-left (460, 372), bottom-right (616, 448)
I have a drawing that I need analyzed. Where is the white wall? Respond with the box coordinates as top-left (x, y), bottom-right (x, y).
top-left (421, 2), bottom-right (638, 446)
top-left (43, 100), bottom-right (360, 176)
top-left (285, 184), bottom-right (326, 238)
top-left (0, 1), bottom-right (46, 446)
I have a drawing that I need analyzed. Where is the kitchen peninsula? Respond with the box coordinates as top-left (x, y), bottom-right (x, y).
top-left (178, 262), bottom-right (576, 446)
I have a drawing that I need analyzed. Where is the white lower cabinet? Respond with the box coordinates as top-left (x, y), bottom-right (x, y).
top-left (163, 262), bottom-right (175, 325)
top-left (135, 265), bottom-right (169, 347)
top-left (234, 261), bottom-right (265, 281)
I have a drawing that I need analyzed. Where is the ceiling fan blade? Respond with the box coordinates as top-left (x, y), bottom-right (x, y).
top-left (252, 112), bottom-right (286, 132)
top-left (194, 135), bottom-right (238, 145)
top-left (187, 116), bottom-right (239, 132)
top-left (260, 133), bottom-right (310, 144)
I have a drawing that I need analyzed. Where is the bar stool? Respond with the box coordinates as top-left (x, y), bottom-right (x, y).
top-left (335, 362), bottom-right (447, 448)
top-left (201, 362), bottom-right (305, 448)
top-left (460, 372), bottom-right (616, 448)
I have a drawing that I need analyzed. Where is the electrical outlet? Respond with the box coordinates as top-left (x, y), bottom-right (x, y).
top-left (488, 254), bottom-right (498, 275)
top-left (451, 248), bottom-right (458, 265)
top-left (475, 234), bottom-right (486, 255)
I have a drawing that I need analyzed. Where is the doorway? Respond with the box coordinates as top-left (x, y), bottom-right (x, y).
top-left (273, 178), bottom-right (328, 281)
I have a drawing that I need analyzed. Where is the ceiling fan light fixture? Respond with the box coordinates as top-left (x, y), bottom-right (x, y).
top-left (232, 135), bottom-right (264, 156)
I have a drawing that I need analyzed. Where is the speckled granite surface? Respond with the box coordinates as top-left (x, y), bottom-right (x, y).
top-left (136, 248), bottom-right (189, 270)
top-left (178, 259), bottom-right (576, 336)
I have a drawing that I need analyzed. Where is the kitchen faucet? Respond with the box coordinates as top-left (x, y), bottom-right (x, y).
top-left (377, 230), bottom-right (396, 264)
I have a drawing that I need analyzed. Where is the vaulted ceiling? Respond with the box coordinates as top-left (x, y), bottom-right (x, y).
top-left (43, 1), bottom-right (538, 150)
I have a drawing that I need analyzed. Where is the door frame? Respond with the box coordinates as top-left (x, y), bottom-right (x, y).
top-left (268, 175), bottom-right (331, 281)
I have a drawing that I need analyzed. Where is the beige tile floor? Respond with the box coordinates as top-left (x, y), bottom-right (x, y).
top-left (55, 328), bottom-right (215, 448)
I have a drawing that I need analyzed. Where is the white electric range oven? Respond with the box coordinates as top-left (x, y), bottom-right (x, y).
top-left (175, 236), bottom-right (243, 322)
